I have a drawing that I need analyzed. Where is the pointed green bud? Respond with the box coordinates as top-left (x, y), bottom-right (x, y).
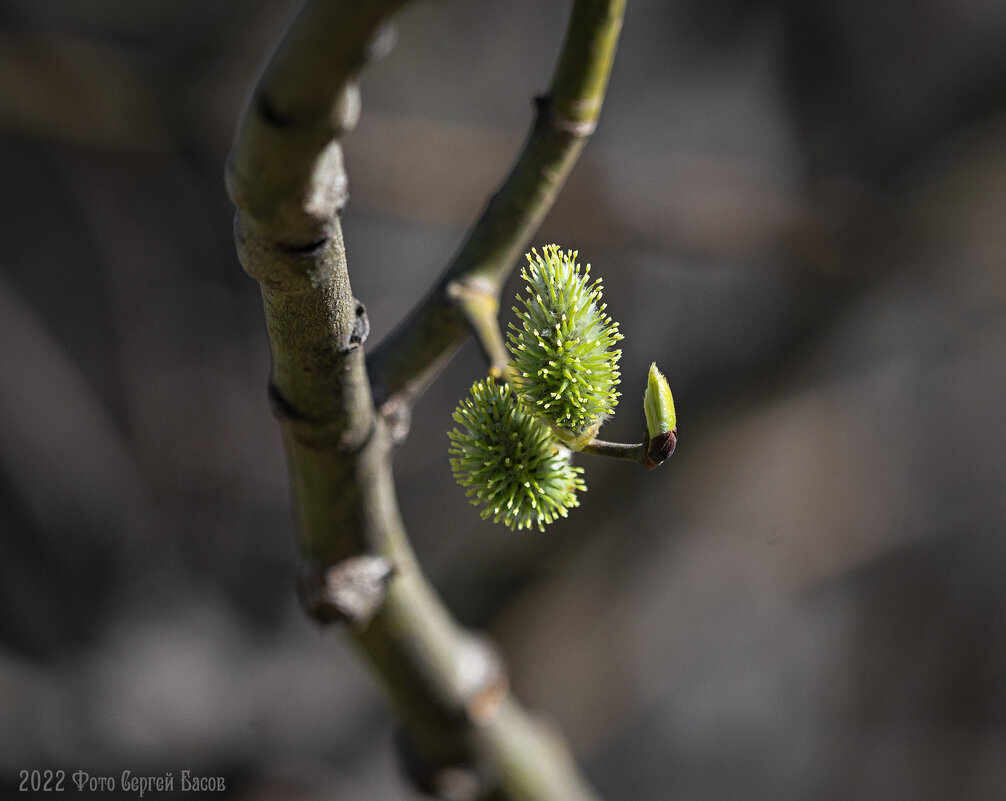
top-left (643, 362), bottom-right (676, 434)
top-left (642, 362), bottom-right (677, 468)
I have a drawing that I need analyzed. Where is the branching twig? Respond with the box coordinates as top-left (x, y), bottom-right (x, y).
top-left (228, 1), bottom-right (625, 799)
top-left (447, 279), bottom-right (513, 381)
top-left (369, 0), bottom-right (627, 414)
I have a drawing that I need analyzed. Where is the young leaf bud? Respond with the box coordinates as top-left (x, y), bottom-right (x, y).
top-left (507, 245), bottom-right (623, 448)
top-left (642, 362), bottom-right (677, 468)
top-left (449, 378), bottom-right (586, 531)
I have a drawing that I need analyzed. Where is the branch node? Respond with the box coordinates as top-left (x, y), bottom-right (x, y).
top-left (447, 280), bottom-right (509, 377)
top-left (457, 634), bottom-right (509, 725)
top-left (332, 82), bottom-right (362, 135)
top-left (310, 141), bottom-right (350, 220)
top-left (535, 93), bottom-right (597, 138)
top-left (267, 380), bottom-right (315, 424)
top-left (298, 556), bottom-right (395, 628)
top-left (446, 277), bottom-right (495, 304)
top-left (379, 394), bottom-right (413, 444)
top-left (394, 727), bottom-right (482, 801)
top-left (256, 91), bottom-right (294, 128)
top-left (366, 22), bottom-right (398, 63)
top-left (340, 299), bottom-right (370, 353)
top-left (278, 236), bottom-right (329, 255)
top-left (432, 767), bottom-right (482, 801)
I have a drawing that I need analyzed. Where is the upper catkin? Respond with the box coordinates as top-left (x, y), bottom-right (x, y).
top-left (507, 245), bottom-right (622, 447)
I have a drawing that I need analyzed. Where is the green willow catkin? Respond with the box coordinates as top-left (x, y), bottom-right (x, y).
top-left (449, 378), bottom-right (585, 531)
top-left (508, 245), bottom-right (623, 448)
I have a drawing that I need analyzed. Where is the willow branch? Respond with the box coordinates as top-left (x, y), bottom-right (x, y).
top-left (227, 2), bottom-right (608, 799)
top-left (368, 0), bottom-right (627, 413)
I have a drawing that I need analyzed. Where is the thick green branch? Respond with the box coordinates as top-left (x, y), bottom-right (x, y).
top-left (227, 0), bottom-right (409, 246)
top-left (228, 0), bottom-right (409, 562)
top-left (228, 2), bottom-right (618, 799)
top-left (368, 0), bottom-right (626, 411)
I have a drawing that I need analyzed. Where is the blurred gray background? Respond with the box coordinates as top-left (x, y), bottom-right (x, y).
top-left (1, 0), bottom-right (1005, 798)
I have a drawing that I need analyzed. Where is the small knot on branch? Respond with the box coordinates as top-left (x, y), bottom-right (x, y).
top-left (365, 22), bottom-right (398, 63)
top-left (340, 300), bottom-right (370, 353)
top-left (256, 91), bottom-right (294, 128)
top-left (268, 380), bottom-right (316, 424)
top-left (298, 556), bottom-right (395, 628)
top-left (331, 82), bottom-right (361, 135)
top-left (394, 728), bottom-right (482, 801)
top-left (456, 633), bottom-right (509, 725)
top-left (277, 236), bottom-right (329, 255)
top-left (379, 394), bottom-right (412, 444)
top-left (534, 94), bottom-right (597, 138)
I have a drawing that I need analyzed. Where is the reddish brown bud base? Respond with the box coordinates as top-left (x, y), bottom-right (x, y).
top-left (643, 428), bottom-right (677, 469)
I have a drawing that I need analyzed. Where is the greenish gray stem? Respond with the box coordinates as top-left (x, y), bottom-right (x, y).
top-left (227, 1), bottom-right (625, 799)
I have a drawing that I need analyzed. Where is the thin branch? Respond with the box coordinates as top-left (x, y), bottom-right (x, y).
top-left (228, 2), bottom-right (617, 799)
top-left (581, 430), bottom-right (678, 469)
top-left (368, 0), bottom-right (627, 413)
top-left (580, 438), bottom-right (647, 463)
